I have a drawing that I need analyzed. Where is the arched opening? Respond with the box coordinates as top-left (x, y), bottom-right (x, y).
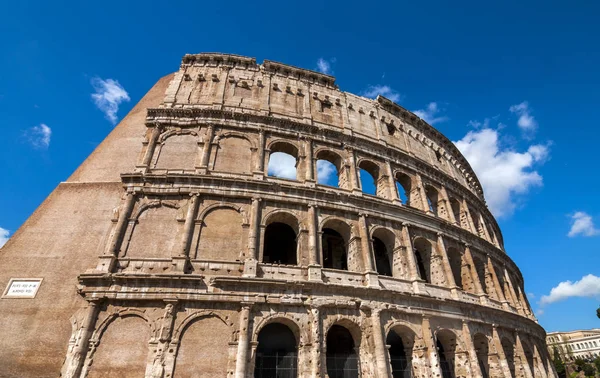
top-left (358, 160), bottom-right (380, 196)
top-left (373, 237), bottom-right (392, 277)
top-left (425, 185), bottom-right (439, 215)
top-left (469, 207), bottom-right (484, 237)
top-left (446, 247), bottom-right (463, 290)
top-left (436, 330), bottom-right (457, 378)
top-left (254, 323), bottom-right (298, 378)
top-left (501, 337), bottom-right (516, 378)
top-left (316, 150), bottom-right (342, 188)
top-left (449, 198), bottom-right (462, 225)
top-left (395, 172), bottom-right (412, 205)
top-left (326, 325), bottom-right (359, 378)
top-left (263, 222), bottom-right (297, 265)
top-left (267, 142), bottom-right (299, 180)
top-left (154, 134), bottom-right (198, 170)
top-left (521, 341), bottom-right (536, 377)
top-left (413, 238), bottom-right (432, 283)
top-left (386, 328), bottom-right (414, 378)
top-left (322, 229), bottom-right (347, 270)
top-left (473, 333), bottom-right (490, 378)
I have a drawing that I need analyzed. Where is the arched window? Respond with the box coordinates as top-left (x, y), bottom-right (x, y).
top-left (449, 198), bottom-right (462, 225)
top-left (436, 330), bottom-right (457, 378)
top-left (386, 328), bottom-right (414, 378)
top-left (254, 323), bottom-right (298, 378)
top-left (413, 238), bottom-right (432, 283)
top-left (316, 150), bottom-right (343, 188)
top-left (473, 333), bottom-right (490, 378)
top-left (267, 142), bottom-right (299, 180)
top-left (446, 247), bottom-right (463, 290)
top-left (358, 160), bottom-right (380, 196)
top-left (395, 172), bottom-right (412, 205)
top-left (263, 222), bottom-right (297, 265)
top-left (326, 325), bottom-right (359, 378)
top-left (501, 338), bottom-right (516, 378)
top-left (425, 185), bottom-right (439, 215)
top-left (322, 229), bottom-right (347, 270)
top-left (373, 237), bottom-right (392, 277)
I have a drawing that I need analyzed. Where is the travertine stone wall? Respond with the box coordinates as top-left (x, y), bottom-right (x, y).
top-left (0, 53), bottom-right (555, 378)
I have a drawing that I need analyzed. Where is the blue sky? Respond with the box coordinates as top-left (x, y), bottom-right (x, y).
top-left (1, 0), bottom-right (599, 332)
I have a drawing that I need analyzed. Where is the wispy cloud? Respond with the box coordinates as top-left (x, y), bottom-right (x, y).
top-left (267, 152), bottom-right (297, 179)
top-left (317, 160), bottom-right (336, 184)
top-left (0, 227), bottom-right (9, 248)
top-left (509, 101), bottom-right (538, 137)
top-left (361, 85), bottom-right (403, 103)
top-left (24, 123), bottom-right (51, 149)
top-left (91, 77), bottom-right (130, 124)
top-left (568, 212), bottom-right (600, 237)
top-left (540, 274), bottom-right (600, 305)
top-left (414, 102), bottom-right (449, 125)
top-left (316, 58), bottom-right (336, 75)
top-left (454, 127), bottom-right (549, 217)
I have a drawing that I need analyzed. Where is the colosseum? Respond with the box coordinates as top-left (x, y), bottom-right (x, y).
top-left (0, 53), bottom-right (555, 378)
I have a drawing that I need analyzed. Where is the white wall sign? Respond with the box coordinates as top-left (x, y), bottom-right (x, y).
top-left (2, 278), bottom-right (43, 298)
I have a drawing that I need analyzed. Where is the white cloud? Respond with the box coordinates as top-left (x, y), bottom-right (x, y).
top-left (568, 212), bottom-right (600, 237)
top-left (316, 58), bottom-right (335, 75)
top-left (454, 128), bottom-right (549, 217)
top-left (535, 308), bottom-right (544, 316)
top-left (414, 102), bottom-right (449, 125)
top-left (0, 227), bottom-right (9, 248)
top-left (268, 152), bottom-right (297, 179)
top-left (527, 292), bottom-right (535, 299)
top-left (509, 101), bottom-right (538, 136)
top-left (317, 160), bottom-right (336, 183)
top-left (540, 274), bottom-right (600, 305)
top-left (24, 123), bottom-right (51, 149)
top-left (361, 85), bottom-right (403, 103)
top-left (91, 77), bottom-right (130, 124)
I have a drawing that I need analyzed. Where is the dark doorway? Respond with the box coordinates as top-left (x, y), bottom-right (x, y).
top-left (387, 330), bottom-right (412, 377)
top-left (263, 222), bottom-right (297, 265)
top-left (322, 229), bottom-right (347, 270)
top-left (254, 323), bottom-right (298, 378)
top-left (373, 237), bottom-right (392, 276)
top-left (437, 339), bottom-right (454, 378)
top-left (326, 325), bottom-right (359, 378)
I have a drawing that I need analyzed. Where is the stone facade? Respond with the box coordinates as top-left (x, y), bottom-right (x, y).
top-left (547, 329), bottom-right (600, 362)
top-left (0, 53), bottom-right (556, 378)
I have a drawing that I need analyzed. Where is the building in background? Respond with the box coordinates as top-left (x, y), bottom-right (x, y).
top-left (0, 53), bottom-right (557, 377)
top-left (547, 329), bottom-right (600, 361)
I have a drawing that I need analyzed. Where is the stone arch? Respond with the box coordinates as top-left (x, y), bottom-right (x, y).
top-left (412, 237), bottom-right (433, 284)
top-left (124, 200), bottom-right (183, 258)
top-left (172, 310), bottom-right (235, 342)
top-left (501, 335), bottom-right (517, 378)
top-left (154, 130), bottom-right (200, 170)
top-left (424, 184), bottom-right (440, 215)
top-left (386, 323), bottom-right (418, 378)
top-left (473, 333), bottom-right (491, 378)
top-left (212, 132), bottom-right (255, 174)
top-left (357, 158), bottom-right (382, 196)
top-left (520, 337), bottom-right (536, 378)
top-left (267, 140), bottom-right (300, 180)
top-left (262, 209), bottom-right (301, 235)
top-left (393, 169), bottom-right (415, 207)
top-left (320, 217), bottom-right (353, 271)
top-left (445, 246), bottom-right (463, 290)
top-left (371, 226), bottom-right (396, 277)
top-left (87, 311), bottom-right (152, 378)
top-left (194, 204), bottom-right (247, 261)
top-left (253, 318), bottom-right (300, 378)
top-left (251, 314), bottom-right (303, 346)
top-left (449, 197), bottom-right (463, 226)
top-left (172, 311), bottom-right (234, 378)
top-left (325, 320), bottom-right (362, 378)
top-left (315, 148), bottom-right (346, 188)
top-left (435, 328), bottom-right (459, 378)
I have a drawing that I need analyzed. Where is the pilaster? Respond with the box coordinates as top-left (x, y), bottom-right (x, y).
top-left (235, 304), bottom-right (252, 378)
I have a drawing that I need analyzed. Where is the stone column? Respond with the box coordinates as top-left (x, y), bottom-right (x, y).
top-left (199, 124), bottom-right (215, 171)
top-left (478, 213), bottom-right (492, 242)
top-left (371, 309), bottom-right (391, 377)
top-left (305, 138), bottom-right (315, 183)
top-left (108, 192), bottom-right (136, 256)
top-left (310, 306), bottom-right (322, 377)
top-left (462, 198), bottom-right (477, 233)
top-left (416, 175), bottom-right (432, 213)
top-left (436, 233), bottom-right (457, 291)
top-left (346, 147), bottom-right (361, 194)
top-left (503, 268), bottom-right (522, 312)
top-left (464, 245), bottom-right (487, 300)
top-left (179, 193), bottom-right (200, 257)
top-left (515, 333), bottom-right (534, 378)
top-left (487, 256), bottom-right (508, 307)
top-left (462, 321), bottom-right (484, 378)
top-left (359, 214), bottom-right (376, 273)
top-left (440, 186), bottom-right (457, 224)
top-left (386, 161), bottom-right (401, 204)
top-left (421, 317), bottom-right (443, 377)
top-left (401, 223), bottom-right (420, 282)
top-left (491, 326), bottom-right (513, 378)
top-left (254, 129), bottom-right (266, 176)
top-left (516, 285), bottom-right (533, 318)
top-left (244, 198), bottom-right (261, 277)
top-left (533, 342), bottom-right (549, 378)
top-left (308, 204), bottom-right (322, 282)
top-left (141, 126), bottom-right (162, 168)
top-left (61, 301), bottom-right (101, 378)
top-left (235, 304), bottom-right (252, 378)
